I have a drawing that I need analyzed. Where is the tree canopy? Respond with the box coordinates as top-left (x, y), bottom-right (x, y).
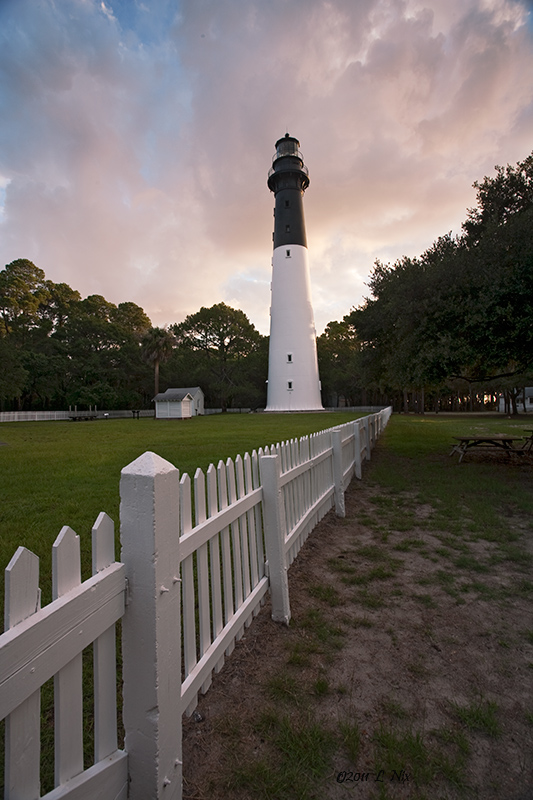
top-left (0, 266), bottom-right (268, 412)
top-left (170, 303), bottom-right (266, 411)
top-left (347, 151), bottom-right (533, 409)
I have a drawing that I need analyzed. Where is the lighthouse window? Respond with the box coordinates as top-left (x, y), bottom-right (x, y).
top-left (287, 354), bottom-right (292, 362)
top-left (285, 200), bottom-right (290, 208)
top-left (285, 224), bottom-right (290, 233)
top-left (286, 249), bottom-right (291, 257)
top-left (287, 382), bottom-right (293, 390)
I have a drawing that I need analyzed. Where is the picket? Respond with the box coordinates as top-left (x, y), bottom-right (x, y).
top-left (206, 463), bottom-right (224, 674)
top-left (217, 460), bottom-right (234, 656)
top-left (92, 512), bottom-right (119, 763)
top-left (227, 459), bottom-right (244, 620)
top-left (4, 546), bottom-right (41, 800)
top-left (235, 456), bottom-right (252, 626)
top-left (251, 450), bottom-right (265, 582)
top-left (180, 472), bottom-right (198, 715)
top-left (244, 453), bottom-right (260, 590)
top-left (53, 527), bottom-right (84, 787)
top-left (193, 468), bottom-right (212, 694)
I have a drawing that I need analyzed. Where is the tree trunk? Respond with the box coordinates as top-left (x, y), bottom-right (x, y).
top-left (154, 359), bottom-right (160, 398)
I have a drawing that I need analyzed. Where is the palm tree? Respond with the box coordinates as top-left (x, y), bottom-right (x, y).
top-left (141, 326), bottom-right (176, 397)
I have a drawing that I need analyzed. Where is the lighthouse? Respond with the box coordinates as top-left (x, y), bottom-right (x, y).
top-left (265, 134), bottom-right (323, 412)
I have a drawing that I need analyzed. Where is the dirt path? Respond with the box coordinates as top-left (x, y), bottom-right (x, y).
top-left (182, 452), bottom-right (533, 800)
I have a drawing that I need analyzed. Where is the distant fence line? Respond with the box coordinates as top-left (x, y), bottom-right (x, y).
top-left (0, 406), bottom-right (388, 423)
top-left (1, 411), bottom-right (391, 798)
top-left (0, 409), bottom-right (155, 422)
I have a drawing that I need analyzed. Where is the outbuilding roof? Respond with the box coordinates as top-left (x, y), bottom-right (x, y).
top-left (153, 387), bottom-right (203, 402)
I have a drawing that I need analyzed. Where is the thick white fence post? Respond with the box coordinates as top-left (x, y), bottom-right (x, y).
top-left (259, 454), bottom-right (291, 625)
top-left (120, 451), bottom-right (182, 800)
top-left (363, 416), bottom-right (371, 460)
top-left (331, 428), bottom-right (346, 517)
top-left (353, 421), bottom-right (362, 480)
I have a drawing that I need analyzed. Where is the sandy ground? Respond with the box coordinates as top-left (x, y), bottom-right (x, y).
top-left (182, 452), bottom-right (533, 800)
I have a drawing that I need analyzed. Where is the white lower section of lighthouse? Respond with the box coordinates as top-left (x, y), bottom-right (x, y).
top-left (266, 244), bottom-right (323, 411)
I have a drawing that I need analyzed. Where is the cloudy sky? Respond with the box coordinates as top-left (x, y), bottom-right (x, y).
top-left (1, 0), bottom-right (532, 335)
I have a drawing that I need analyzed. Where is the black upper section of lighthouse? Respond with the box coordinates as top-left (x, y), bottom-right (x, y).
top-left (268, 134), bottom-right (309, 249)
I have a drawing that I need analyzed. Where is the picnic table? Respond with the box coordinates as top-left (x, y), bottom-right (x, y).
top-left (522, 430), bottom-right (533, 453)
top-left (450, 433), bottom-right (533, 463)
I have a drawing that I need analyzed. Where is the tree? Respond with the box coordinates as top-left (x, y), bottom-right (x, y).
top-left (171, 303), bottom-right (264, 410)
top-left (0, 337), bottom-right (27, 408)
top-left (40, 281), bottom-right (81, 330)
top-left (111, 302), bottom-right (152, 338)
top-left (317, 319), bottom-right (361, 406)
top-left (349, 151), bottom-right (533, 409)
top-left (0, 259), bottom-right (49, 338)
top-left (0, 259), bottom-right (157, 410)
top-left (463, 153), bottom-right (533, 243)
top-left (141, 327), bottom-right (176, 398)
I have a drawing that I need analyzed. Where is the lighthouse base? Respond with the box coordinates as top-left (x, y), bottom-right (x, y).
top-left (266, 244), bottom-right (323, 413)
top-left (264, 405), bottom-right (325, 413)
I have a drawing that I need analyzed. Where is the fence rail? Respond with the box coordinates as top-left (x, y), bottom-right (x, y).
top-left (0, 407), bottom-right (389, 423)
top-left (0, 410), bottom-right (155, 422)
top-left (1, 408), bottom-right (391, 799)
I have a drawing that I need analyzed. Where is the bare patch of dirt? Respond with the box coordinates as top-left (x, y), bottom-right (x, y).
top-left (182, 454), bottom-right (533, 800)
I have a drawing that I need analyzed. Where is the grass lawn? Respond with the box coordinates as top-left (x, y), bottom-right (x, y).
top-left (1, 411), bottom-right (532, 798)
top-left (370, 414), bottom-right (533, 533)
top-left (0, 411), bottom-right (363, 614)
top-left (0, 410), bottom-right (363, 796)
top-left (181, 413), bottom-right (533, 800)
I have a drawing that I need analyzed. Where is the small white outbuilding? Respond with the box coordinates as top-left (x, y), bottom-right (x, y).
top-left (153, 387), bottom-right (204, 419)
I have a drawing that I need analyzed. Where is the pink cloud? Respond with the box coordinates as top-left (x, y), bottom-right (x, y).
top-left (0, 0), bottom-right (532, 335)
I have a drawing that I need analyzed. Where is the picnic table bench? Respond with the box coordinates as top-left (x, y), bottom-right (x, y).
top-left (450, 433), bottom-right (533, 463)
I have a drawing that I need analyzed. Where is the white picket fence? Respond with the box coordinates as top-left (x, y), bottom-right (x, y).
top-left (0, 410), bottom-right (155, 422)
top-left (0, 409), bottom-right (392, 800)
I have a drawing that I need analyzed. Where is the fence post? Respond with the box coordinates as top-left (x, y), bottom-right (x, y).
top-left (363, 416), bottom-right (371, 460)
top-left (120, 451), bottom-right (182, 800)
top-left (331, 428), bottom-right (346, 517)
top-left (259, 454), bottom-right (291, 625)
top-left (353, 421), bottom-right (362, 480)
